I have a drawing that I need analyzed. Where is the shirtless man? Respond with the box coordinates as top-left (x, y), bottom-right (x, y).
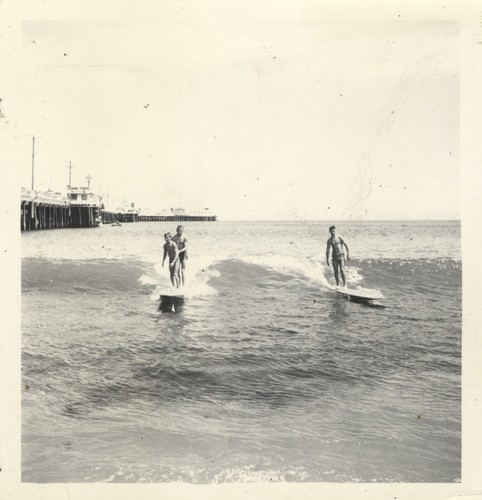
top-left (162, 232), bottom-right (180, 288)
top-left (172, 225), bottom-right (188, 287)
top-left (326, 225), bottom-right (350, 287)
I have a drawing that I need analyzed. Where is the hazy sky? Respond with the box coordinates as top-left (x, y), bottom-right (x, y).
top-left (8, 5), bottom-right (459, 220)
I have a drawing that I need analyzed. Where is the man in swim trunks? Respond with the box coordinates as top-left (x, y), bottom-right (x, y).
top-left (162, 232), bottom-right (180, 288)
top-left (326, 225), bottom-right (350, 287)
top-left (172, 225), bottom-right (188, 287)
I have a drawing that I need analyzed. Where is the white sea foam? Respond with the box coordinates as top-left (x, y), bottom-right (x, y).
top-left (143, 253), bottom-right (221, 301)
top-left (344, 266), bottom-right (364, 285)
top-left (240, 254), bottom-right (323, 280)
top-left (138, 274), bottom-right (158, 286)
top-left (238, 254), bottom-right (371, 291)
top-left (212, 465), bottom-right (311, 482)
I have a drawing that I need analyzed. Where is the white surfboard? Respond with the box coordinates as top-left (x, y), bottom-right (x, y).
top-left (334, 286), bottom-right (384, 301)
top-left (159, 290), bottom-right (185, 298)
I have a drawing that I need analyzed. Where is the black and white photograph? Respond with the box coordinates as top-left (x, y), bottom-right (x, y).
top-left (1, 1), bottom-right (481, 499)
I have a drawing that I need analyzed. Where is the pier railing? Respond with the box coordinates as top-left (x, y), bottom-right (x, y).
top-left (21, 187), bottom-right (69, 205)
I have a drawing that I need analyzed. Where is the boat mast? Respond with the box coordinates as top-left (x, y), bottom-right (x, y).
top-left (66, 161), bottom-right (74, 188)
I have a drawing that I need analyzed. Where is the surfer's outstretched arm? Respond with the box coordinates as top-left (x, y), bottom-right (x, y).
top-left (325, 240), bottom-right (331, 266)
top-left (162, 247), bottom-right (167, 267)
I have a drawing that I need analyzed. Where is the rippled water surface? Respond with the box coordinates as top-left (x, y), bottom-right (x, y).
top-left (22, 220), bottom-right (461, 482)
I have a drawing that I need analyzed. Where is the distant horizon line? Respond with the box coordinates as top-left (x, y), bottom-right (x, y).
top-left (211, 218), bottom-right (461, 222)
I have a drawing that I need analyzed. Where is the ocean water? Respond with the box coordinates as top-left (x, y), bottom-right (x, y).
top-left (21, 220), bottom-right (461, 483)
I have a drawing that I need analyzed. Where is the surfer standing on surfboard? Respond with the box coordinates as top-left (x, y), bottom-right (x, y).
top-left (172, 225), bottom-right (188, 287)
top-left (326, 225), bottom-right (350, 288)
top-left (162, 232), bottom-right (180, 288)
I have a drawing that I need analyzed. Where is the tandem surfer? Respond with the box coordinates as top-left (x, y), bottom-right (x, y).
top-left (172, 225), bottom-right (188, 287)
top-left (326, 225), bottom-right (350, 288)
top-left (162, 232), bottom-right (180, 288)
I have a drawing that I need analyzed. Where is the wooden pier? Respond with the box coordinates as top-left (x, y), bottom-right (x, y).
top-left (138, 215), bottom-right (217, 222)
top-left (21, 188), bottom-right (217, 230)
top-left (21, 188), bottom-right (102, 231)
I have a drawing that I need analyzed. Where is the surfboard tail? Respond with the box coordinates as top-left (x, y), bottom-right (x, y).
top-left (159, 295), bottom-right (185, 313)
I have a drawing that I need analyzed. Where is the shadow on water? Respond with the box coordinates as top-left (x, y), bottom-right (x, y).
top-left (363, 301), bottom-right (388, 309)
top-left (327, 295), bottom-right (388, 325)
top-left (347, 297), bottom-right (387, 309)
top-left (334, 292), bottom-right (388, 309)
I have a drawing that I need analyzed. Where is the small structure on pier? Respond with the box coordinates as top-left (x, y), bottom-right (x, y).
top-left (119, 203), bottom-right (139, 223)
top-left (67, 179), bottom-right (102, 227)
